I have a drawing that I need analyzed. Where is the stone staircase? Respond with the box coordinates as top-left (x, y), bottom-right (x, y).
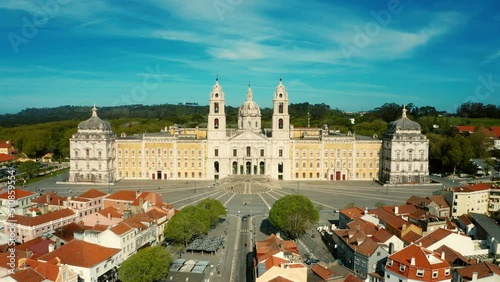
top-left (220, 175), bottom-right (281, 194)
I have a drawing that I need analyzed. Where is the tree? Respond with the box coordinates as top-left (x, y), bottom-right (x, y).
top-left (375, 201), bottom-right (385, 209)
top-left (118, 246), bottom-right (172, 282)
top-left (164, 208), bottom-right (210, 246)
top-left (196, 198), bottom-right (227, 227)
top-left (18, 161), bottom-right (39, 178)
top-left (268, 195), bottom-right (319, 239)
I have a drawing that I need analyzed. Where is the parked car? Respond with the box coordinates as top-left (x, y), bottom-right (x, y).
top-left (305, 258), bottom-right (320, 265)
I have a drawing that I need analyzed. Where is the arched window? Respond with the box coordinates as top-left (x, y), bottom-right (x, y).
top-left (278, 102), bottom-right (283, 113)
top-left (278, 118), bottom-right (283, 129)
top-left (214, 118), bottom-right (219, 129)
top-left (214, 161), bottom-right (219, 173)
top-left (214, 102), bottom-right (219, 113)
top-left (74, 150), bottom-right (78, 157)
top-left (98, 151), bottom-right (102, 158)
top-left (86, 149), bottom-right (90, 158)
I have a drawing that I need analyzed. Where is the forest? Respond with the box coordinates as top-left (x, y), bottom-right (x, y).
top-left (1, 101), bottom-right (498, 175)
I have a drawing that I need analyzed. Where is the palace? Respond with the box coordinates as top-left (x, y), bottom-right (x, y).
top-left (69, 78), bottom-right (429, 184)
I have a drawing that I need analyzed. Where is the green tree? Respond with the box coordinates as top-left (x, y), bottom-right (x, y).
top-left (164, 209), bottom-right (210, 246)
top-left (18, 161), bottom-right (39, 178)
top-left (118, 246), bottom-right (172, 282)
top-left (375, 201), bottom-right (385, 209)
top-left (268, 195), bottom-right (319, 239)
top-left (196, 198), bottom-right (227, 227)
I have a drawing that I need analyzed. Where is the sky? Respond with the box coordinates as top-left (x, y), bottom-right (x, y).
top-left (0, 0), bottom-right (499, 114)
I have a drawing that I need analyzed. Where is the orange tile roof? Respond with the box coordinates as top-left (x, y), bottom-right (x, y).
top-left (387, 244), bottom-right (450, 280)
top-left (456, 125), bottom-right (476, 133)
top-left (406, 195), bottom-right (431, 207)
top-left (69, 196), bottom-right (91, 202)
top-left (340, 207), bottom-right (365, 220)
top-left (344, 274), bottom-right (363, 282)
top-left (372, 228), bottom-right (394, 243)
top-left (105, 190), bottom-right (137, 201)
top-left (78, 188), bottom-right (107, 198)
top-left (53, 222), bottom-right (85, 242)
top-left (490, 126), bottom-right (500, 138)
top-left (452, 183), bottom-right (493, 192)
top-left (97, 206), bottom-right (122, 218)
top-left (7, 268), bottom-right (46, 282)
top-left (311, 264), bottom-right (336, 280)
top-left (13, 208), bottom-right (76, 227)
top-left (109, 222), bottom-right (132, 235)
top-left (21, 257), bottom-right (60, 281)
top-left (0, 188), bottom-right (36, 199)
top-left (434, 245), bottom-right (470, 265)
top-left (32, 192), bottom-right (67, 206)
top-left (256, 234), bottom-right (299, 263)
top-left (427, 195), bottom-right (450, 208)
top-left (265, 255), bottom-right (289, 270)
top-left (132, 192), bottom-right (163, 206)
top-left (458, 214), bottom-right (472, 225)
top-left (0, 153), bottom-right (16, 162)
top-left (38, 240), bottom-right (120, 268)
top-left (456, 262), bottom-right (500, 280)
top-left (415, 228), bottom-right (466, 248)
top-left (401, 230), bottom-right (422, 244)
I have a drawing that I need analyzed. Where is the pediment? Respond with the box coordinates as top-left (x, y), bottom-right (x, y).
top-left (230, 130), bottom-right (268, 141)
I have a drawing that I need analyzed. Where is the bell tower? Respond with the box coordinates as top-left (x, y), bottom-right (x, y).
top-left (207, 77), bottom-right (226, 139)
top-left (272, 77), bottom-right (290, 139)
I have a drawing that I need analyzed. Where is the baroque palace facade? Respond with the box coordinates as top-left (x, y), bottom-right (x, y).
top-left (69, 79), bottom-right (429, 184)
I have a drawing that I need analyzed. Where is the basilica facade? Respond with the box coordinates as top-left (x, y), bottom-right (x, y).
top-left (69, 79), bottom-right (428, 184)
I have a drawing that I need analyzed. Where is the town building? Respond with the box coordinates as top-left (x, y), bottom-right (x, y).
top-left (385, 243), bottom-right (452, 282)
top-left (379, 106), bottom-right (430, 185)
top-left (68, 79), bottom-right (433, 182)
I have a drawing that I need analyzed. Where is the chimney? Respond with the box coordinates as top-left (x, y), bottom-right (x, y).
top-left (402, 224), bottom-right (407, 230)
top-left (56, 238), bottom-right (61, 247)
top-left (441, 251), bottom-right (445, 260)
top-left (356, 223), bottom-right (360, 231)
top-left (31, 210), bottom-right (36, 217)
top-left (394, 206), bottom-right (399, 215)
top-left (46, 194), bottom-right (50, 203)
top-left (139, 198), bottom-right (144, 208)
top-left (364, 207), bottom-right (368, 215)
top-left (410, 257), bottom-right (415, 265)
top-left (472, 271), bottom-right (478, 282)
top-left (48, 244), bottom-right (55, 252)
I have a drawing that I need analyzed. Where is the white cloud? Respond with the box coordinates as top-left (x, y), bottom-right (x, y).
top-left (482, 49), bottom-right (500, 65)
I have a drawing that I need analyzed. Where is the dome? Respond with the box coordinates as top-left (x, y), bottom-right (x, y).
top-left (238, 86), bottom-right (261, 117)
top-left (387, 106), bottom-right (421, 133)
top-left (78, 106), bottom-right (112, 131)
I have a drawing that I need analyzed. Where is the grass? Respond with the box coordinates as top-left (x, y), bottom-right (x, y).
top-left (23, 167), bottom-right (69, 185)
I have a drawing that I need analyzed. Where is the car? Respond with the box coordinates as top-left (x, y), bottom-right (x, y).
top-left (305, 258), bottom-right (320, 265)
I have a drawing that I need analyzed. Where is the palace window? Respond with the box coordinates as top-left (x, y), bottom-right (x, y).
top-left (279, 149), bottom-right (283, 157)
top-left (233, 149), bottom-right (237, 157)
top-left (247, 146), bottom-right (251, 157)
top-left (214, 149), bottom-right (219, 157)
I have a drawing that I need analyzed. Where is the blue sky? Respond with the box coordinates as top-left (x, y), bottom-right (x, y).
top-left (0, 0), bottom-right (499, 114)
